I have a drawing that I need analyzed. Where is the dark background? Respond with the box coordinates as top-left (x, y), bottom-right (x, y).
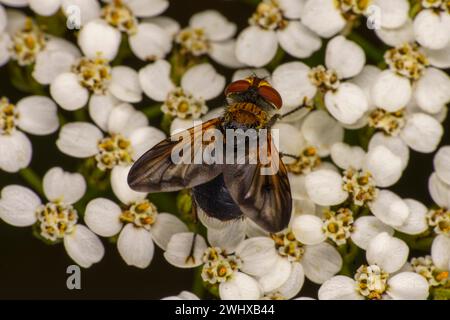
top-left (0, 0), bottom-right (448, 299)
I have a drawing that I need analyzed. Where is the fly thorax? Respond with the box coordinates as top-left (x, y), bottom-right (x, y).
top-left (10, 18), bottom-right (46, 66)
top-left (368, 108), bottom-right (406, 136)
top-left (36, 201), bottom-right (78, 242)
top-left (309, 65), bottom-right (340, 92)
top-left (426, 207), bottom-right (450, 236)
top-left (96, 134), bottom-right (133, 171)
top-left (335, 0), bottom-right (372, 20)
top-left (384, 43), bottom-right (429, 81)
top-left (342, 168), bottom-right (378, 206)
top-left (224, 103), bottom-right (269, 129)
top-left (322, 208), bottom-right (354, 246)
top-left (175, 27), bottom-right (211, 56)
top-left (0, 97), bottom-right (19, 136)
top-left (162, 87), bottom-right (208, 119)
top-left (72, 55), bottom-right (112, 95)
top-left (102, 0), bottom-right (138, 35)
top-left (201, 247), bottom-right (242, 284)
top-left (355, 264), bottom-right (389, 300)
top-left (120, 199), bottom-right (158, 230)
top-left (271, 230), bottom-right (305, 262)
top-left (411, 255), bottom-right (449, 287)
top-left (249, 0), bottom-right (287, 31)
top-left (286, 146), bottom-right (321, 175)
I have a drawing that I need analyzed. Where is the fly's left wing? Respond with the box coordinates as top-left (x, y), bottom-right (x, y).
top-left (128, 118), bottom-right (223, 193)
top-left (222, 131), bottom-right (292, 233)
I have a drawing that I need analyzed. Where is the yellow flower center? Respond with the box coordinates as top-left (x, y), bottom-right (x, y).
top-left (120, 199), bottom-right (158, 230)
top-left (309, 65), bottom-right (341, 91)
top-left (271, 230), bottom-right (305, 262)
top-left (96, 134), bottom-right (133, 171)
top-left (322, 208), bottom-right (354, 245)
top-left (201, 247), bottom-right (241, 284)
top-left (335, 0), bottom-right (373, 19)
top-left (0, 97), bottom-right (19, 135)
top-left (102, 0), bottom-right (138, 35)
top-left (9, 18), bottom-right (46, 66)
top-left (342, 168), bottom-right (378, 206)
top-left (249, 0), bottom-right (287, 30)
top-left (411, 255), bottom-right (449, 287)
top-left (36, 201), bottom-right (78, 242)
top-left (385, 43), bottom-right (429, 81)
top-left (355, 264), bottom-right (389, 300)
top-left (175, 27), bottom-right (211, 56)
top-left (286, 146), bottom-right (321, 175)
top-left (368, 108), bottom-right (406, 136)
top-left (426, 207), bottom-right (450, 236)
top-left (162, 87), bottom-right (208, 120)
top-left (72, 55), bottom-right (112, 95)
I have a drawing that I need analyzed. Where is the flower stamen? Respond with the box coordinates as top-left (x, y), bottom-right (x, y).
top-left (0, 97), bottom-right (19, 135)
top-left (162, 87), bottom-right (208, 119)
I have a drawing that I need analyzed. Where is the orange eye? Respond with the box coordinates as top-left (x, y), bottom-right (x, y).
top-left (224, 79), bottom-right (252, 96)
top-left (258, 85), bottom-right (283, 109)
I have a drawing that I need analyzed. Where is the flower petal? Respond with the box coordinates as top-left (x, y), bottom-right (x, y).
top-left (151, 213), bottom-right (188, 250)
top-left (43, 167), bottom-right (86, 204)
top-left (292, 214), bottom-right (326, 245)
top-left (326, 36), bottom-right (365, 79)
top-left (0, 131), bottom-right (32, 173)
top-left (56, 122), bottom-right (103, 158)
top-left (164, 232), bottom-right (208, 268)
top-left (395, 199), bottom-right (428, 235)
top-left (375, 19), bottom-right (415, 47)
top-left (209, 40), bottom-right (244, 68)
top-left (351, 216), bottom-right (394, 250)
top-left (434, 146), bottom-right (450, 185)
top-left (0, 185), bottom-right (40, 226)
top-left (111, 165), bottom-right (147, 205)
top-left (428, 172), bottom-right (450, 209)
top-left (84, 198), bottom-right (123, 237)
top-left (33, 49), bottom-right (77, 85)
top-left (301, 0), bottom-right (346, 38)
top-left (368, 190), bottom-right (409, 227)
top-left (365, 144), bottom-right (403, 187)
top-left (189, 10), bottom-right (236, 41)
top-left (387, 272), bottom-right (429, 300)
top-left (219, 272), bottom-right (262, 300)
top-left (431, 234), bottom-right (450, 271)
top-left (109, 66), bottom-right (143, 103)
top-left (302, 242), bottom-right (342, 284)
top-left (277, 21), bottom-right (321, 59)
top-left (318, 276), bottom-right (362, 300)
top-left (305, 170), bottom-right (348, 206)
top-left (64, 224), bottom-right (104, 268)
top-left (50, 72), bottom-right (89, 111)
top-left (207, 220), bottom-right (246, 253)
top-left (325, 83), bottom-right (369, 125)
top-left (258, 257), bottom-right (292, 293)
top-left (235, 237), bottom-right (279, 277)
top-left (414, 67), bottom-right (450, 114)
top-left (29, 0), bottom-right (60, 16)
top-left (414, 10), bottom-right (450, 50)
top-left (373, 0), bottom-right (410, 29)
top-left (61, 0), bottom-right (101, 26)
top-left (139, 59), bottom-right (174, 102)
top-left (78, 19), bottom-right (121, 61)
top-left (372, 70), bottom-right (412, 111)
top-left (107, 103), bottom-right (148, 136)
top-left (16, 96), bottom-right (59, 135)
top-left (368, 132), bottom-right (409, 170)
top-left (423, 44), bottom-right (450, 69)
top-left (127, 0), bottom-right (168, 18)
top-left (129, 22), bottom-right (172, 61)
top-left (117, 223), bottom-right (154, 268)
top-left (400, 113), bottom-right (443, 153)
top-left (181, 63), bottom-right (225, 100)
top-left (88, 93), bottom-right (119, 131)
top-left (235, 26), bottom-right (278, 67)
top-left (273, 262), bottom-right (305, 299)
top-left (331, 142), bottom-right (366, 170)
top-left (366, 232), bottom-right (409, 273)
top-left (129, 126), bottom-right (166, 160)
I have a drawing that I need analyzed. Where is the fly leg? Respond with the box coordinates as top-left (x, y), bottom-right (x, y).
top-left (268, 103), bottom-right (311, 126)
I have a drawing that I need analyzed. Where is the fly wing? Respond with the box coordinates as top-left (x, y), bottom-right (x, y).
top-left (128, 118), bottom-right (223, 193)
top-left (222, 131), bottom-right (292, 233)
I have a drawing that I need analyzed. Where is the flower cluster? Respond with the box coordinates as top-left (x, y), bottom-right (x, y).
top-left (0, 0), bottom-right (449, 300)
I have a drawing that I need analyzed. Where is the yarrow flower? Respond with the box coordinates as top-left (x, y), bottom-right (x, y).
top-left (0, 167), bottom-right (104, 268)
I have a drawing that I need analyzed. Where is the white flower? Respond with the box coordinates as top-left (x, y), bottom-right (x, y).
top-left (164, 232), bottom-right (263, 300)
top-left (413, 1), bottom-right (450, 50)
top-left (0, 96), bottom-right (59, 172)
top-left (0, 167), bottom-right (104, 268)
top-left (272, 36), bottom-right (368, 124)
top-left (139, 61), bottom-right (225, 133)
top-left (319, 233), bottom-right (429, 300)
top-left (0, 4), bottom-right (11, 67)
top-left (85, 195), bottom-right (187, 268)
top-left (236, 0), bottom-right (321, 67)
top-left (301, 0), bottom-right (410, 38)
top-left (49, 48), bottom-right (144, 111)
top-left (237, 231), bottom-right (342, 299)
top-left (372, 43), bottom-right (450, 115)
top-left (410, 255), bottom-right (449, 287)
top-left (56, 102), bottom-right (165, 200)
top-left (174, 10), bottom-right (242, 68)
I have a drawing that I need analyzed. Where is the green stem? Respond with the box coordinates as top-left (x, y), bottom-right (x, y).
top-left (19, 168), bottom-right (44, 197)
top-left (142, 104), bottom-right (163, 120)
top-left (192, 266), bottom-right (206, 298)
top-left (431, 288), bottom-right (450, 300)
top-left (73, 108), bottom-right (88, 122)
